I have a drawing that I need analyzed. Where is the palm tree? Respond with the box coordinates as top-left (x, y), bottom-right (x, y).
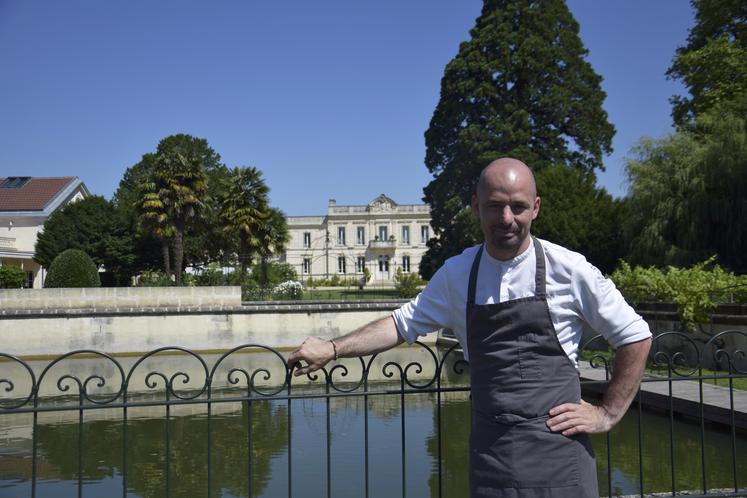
top-left (136, 146), bottom-right (208, 286)
top-left (250, 208), bottom-right (290, 287)
top-left (217, 167), bottom-right (270, 278)
top-left (136, 176), bottom-right (175, 277)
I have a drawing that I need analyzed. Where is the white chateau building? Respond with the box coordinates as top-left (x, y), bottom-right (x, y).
top-left (283, 195), bottom-right (432, 285)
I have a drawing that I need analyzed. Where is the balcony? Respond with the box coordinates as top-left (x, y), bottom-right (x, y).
top-left (368, 238), bottom-right (396, 251)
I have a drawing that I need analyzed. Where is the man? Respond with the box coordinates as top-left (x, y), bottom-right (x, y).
top-left (288, 157), bottom-right (652, 497)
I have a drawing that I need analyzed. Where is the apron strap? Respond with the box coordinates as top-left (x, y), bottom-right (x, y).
top-left (467, 244), bottom-right (483, 307)
top-left (533, 237), bottom-right (547, 297)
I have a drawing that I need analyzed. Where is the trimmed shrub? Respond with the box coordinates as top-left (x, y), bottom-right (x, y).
top-left (44, 249), bottom-right (101, 288)
top-left (394, 268), bottom-right (424, 298)
top-left (0, 265), bottom-right (25, 288)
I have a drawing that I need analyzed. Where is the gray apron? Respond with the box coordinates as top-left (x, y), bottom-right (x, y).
top-left (467, 239), bottom-right (598, 498)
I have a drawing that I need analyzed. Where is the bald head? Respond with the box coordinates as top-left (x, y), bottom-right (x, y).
top-left (477, 158), bottom-right (537, 198)
top-left (471, 157), bottom-right (541, 260)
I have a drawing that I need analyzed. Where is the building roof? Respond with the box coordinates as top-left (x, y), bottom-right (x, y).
top-left (0, 177), bottom-right (78, 212)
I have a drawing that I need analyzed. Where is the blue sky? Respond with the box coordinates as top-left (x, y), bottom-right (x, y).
top-left (0, 1), bottom-right (693, 215)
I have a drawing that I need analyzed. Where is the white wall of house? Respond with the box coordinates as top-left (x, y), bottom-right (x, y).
top-left (0, 181), bottom-right (88, 288)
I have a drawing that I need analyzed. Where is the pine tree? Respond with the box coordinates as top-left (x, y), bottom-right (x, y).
top-left (421, 0), bottom-right (614, 276)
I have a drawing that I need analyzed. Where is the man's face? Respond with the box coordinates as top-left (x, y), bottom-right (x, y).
top-left (471, 169), bottom-right (540, 260)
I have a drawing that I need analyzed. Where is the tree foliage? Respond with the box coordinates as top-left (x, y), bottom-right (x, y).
top-left (624, 98), bottom-right (747, 272)
top-left (136, 135), bottom-right (211, 285)
top-left (111, 134), bottom-right (288, 287)
top-left (533, 166), bottom-right (625, 274)
top-left (421, 0), bottom-right (614, 272)
top-left (34, 196), bottom-right (134, 284)
top-left (44, 249), bottom-right (101, 288)
top-left (217, 166), bottom-right (270, 277)
top-left (667, 0), bottom-right (747, 126)
top-left (250, 208), bottom-right (290, 287)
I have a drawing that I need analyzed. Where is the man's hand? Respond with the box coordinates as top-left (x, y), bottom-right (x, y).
top-left (287, 337), bottom-right (336, 377)
top-left (286, 316), bottom-right (404, 378)
top-left (546, 400), bottom-right (613, 436)
top-left (547, 338), bottom-right (651, 436)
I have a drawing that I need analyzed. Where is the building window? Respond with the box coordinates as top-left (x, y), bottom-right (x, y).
top-left (420, 226), bottom-right (429, 244)
top-left (302, 258), bottom-right (311, 275)
top-left (356, 256), bottom-right (366, 273)
top-left (402, 256), bottom-right (410, 273)
top-left (401, 226), bottom-right (410, 245)
top-left (378, 226), bottom-right (388, 241)
top-left (24, 271), bottom-right (34, 289)
top-left (303, 232), bottom-right (311, 248)
top-left (338, 257), bottom-right (346, 274)
top-left (338, 226), bottom-right (346, 246)
top-left (356, 226), bottom-right (365, 245)
top-left (378, 255), bottom-right (389, 272)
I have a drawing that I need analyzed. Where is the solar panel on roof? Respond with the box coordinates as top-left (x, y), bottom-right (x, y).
top-left (0, 177), bottom-right (31, 188)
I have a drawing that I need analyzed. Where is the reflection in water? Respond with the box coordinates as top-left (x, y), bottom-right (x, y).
top-left (3, 401), bottom-right (289, 498)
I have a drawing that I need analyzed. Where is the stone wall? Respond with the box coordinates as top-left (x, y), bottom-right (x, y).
top-left (0, 299), bottom-right (422, 357)
top-left (0, 286), bottom-right (241, 311)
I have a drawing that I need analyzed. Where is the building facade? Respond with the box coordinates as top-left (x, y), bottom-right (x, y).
top-left (283, 195), bottom-right (432, 285)
top-left (0, 176), bottom-right (89, 288)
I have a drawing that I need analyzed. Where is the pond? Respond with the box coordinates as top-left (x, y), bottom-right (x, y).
top-left (0, 347), bottom-right (745, 498)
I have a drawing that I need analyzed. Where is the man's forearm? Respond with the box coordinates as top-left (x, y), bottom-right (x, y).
top-left (288, 315), bottom-right (404, 376)
top-left (602, 338), bottom-right (652, 425)
top-left (334, 315), bottom-right (404, 358)
top-left (548, 337), bottom-right (651, 435)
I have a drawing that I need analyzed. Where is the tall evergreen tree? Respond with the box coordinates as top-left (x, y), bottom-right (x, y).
top-left (421, 0), bottom-right (614, 275)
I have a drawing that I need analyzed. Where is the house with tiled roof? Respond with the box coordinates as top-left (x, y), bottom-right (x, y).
top-left (0, 176), bottom-right (89, 288)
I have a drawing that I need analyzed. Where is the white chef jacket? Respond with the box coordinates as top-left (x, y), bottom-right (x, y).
top-left (392, 238), bottom-right (651, 365)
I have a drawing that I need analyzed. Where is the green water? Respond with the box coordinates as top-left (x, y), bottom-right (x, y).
top-left (1, 388), bottom-right (745, 498)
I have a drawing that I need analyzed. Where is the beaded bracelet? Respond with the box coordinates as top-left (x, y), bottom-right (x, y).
top-left (330, 339), bottom-right (338, 361)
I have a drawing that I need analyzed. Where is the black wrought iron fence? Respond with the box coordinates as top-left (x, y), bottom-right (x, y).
top-left (0, 330), bottom-right (745, 498)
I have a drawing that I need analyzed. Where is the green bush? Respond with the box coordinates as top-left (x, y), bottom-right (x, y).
top-left (0, 265), bottom-right (25, 288)
top-left (44, 249), bottom-right (101, 288)
top-left (136, 270), bottom-right (173, 287)
top-left (195, 267), bottom-right (227, 286)
top-left (136, 271), bottom-right (199, 287)
top-left (241, 284), bottom-right (272, 301)
top-left (240, 261), bottom-right (298, 287)
top-left (394, 268), bottom-right (424, 298)
top-left (610, 257), bottom-right (747, 330)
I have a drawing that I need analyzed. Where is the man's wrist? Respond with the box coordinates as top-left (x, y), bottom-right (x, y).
top-left (329, 339), bottom-right (338, 361)
top-left (598, 404), bottom-right (619, 429)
